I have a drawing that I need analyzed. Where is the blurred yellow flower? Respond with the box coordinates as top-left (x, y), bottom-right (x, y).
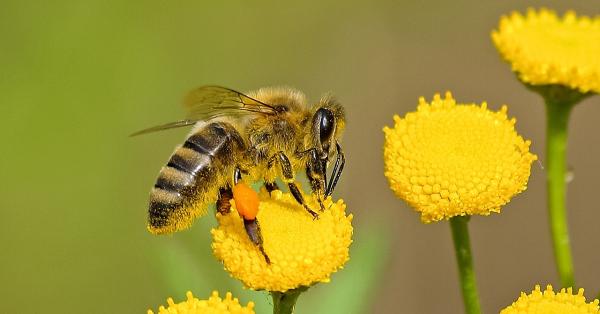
top-left (383, 92), bottom-right (537, 223)
top-left (148, 291), bottom-right (255, 314)
top-left (501, 285), bottom-right (600, 314)
top-left (211, 190), bottom-right (353, 292)
top-left (492, 8), bottom-right (600, 93)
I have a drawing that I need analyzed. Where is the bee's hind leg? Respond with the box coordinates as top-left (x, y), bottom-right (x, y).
top-left (216, 166), bottom-right (245, 215)
top-left (230, 166), bottom-right (271, 263)
top-left (216, 187), bottom-right (233, 215)
top-left (234, 167), bottom-right (244, 184)
top-left (269, 151), bottom-right (319, 220)
top-left (244, 217), bottom-right (270, 264)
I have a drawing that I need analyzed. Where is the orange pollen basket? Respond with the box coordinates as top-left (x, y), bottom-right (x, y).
top-left (232, 182), bottom-right (260, 220)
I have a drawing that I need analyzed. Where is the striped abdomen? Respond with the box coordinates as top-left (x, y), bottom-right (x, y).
top-left (148, 122), bottom-right (245, 234)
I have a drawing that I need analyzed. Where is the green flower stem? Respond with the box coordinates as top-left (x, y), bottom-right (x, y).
top-left (545, 97), bottom-right (576, 288)
top-left (450, 216), bottom-right (481, 314)
top-left (271, 287), bottom-right (307, 314)
top-left (524, 83), bottom-right (590, 288)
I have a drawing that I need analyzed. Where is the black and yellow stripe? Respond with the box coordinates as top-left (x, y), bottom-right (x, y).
top-left (148, 122), bottom-right (245, 234)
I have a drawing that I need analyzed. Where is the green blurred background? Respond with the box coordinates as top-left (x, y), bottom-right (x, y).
top-left (1, 1), bottom-right (599, 313)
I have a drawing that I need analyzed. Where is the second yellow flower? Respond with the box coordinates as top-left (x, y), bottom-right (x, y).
top-left (383, 92), bottom-right (537, 222)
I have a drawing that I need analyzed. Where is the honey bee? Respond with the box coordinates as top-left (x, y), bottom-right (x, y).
top-left (133, 86), bottom-right (345, 262)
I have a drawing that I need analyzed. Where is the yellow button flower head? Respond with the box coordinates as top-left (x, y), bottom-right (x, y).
top-left (492, 8), bottom-right (600, 93)
top-left (501, 285), bottom-right (600, 314)
top-left (148, 291), bottom-right (255, 314)
top-left (383, 92), bottom-right (537, 223)
top-left (211, 190), bottom-right (353, 292)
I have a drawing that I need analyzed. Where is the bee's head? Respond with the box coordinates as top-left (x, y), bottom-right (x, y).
top-left (311, 95), bottom-right (345, 158)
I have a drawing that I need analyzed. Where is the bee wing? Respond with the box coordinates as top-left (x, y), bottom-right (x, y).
top-left (184, 85), bottom-right (278, 120)
top-left (129, 120), bottom-right (199, 137)
top-left (131, 86), bottom-right (277, 136)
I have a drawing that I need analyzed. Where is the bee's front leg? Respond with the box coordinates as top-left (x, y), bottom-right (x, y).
top-left (305, 149), bottom-right (327, 211)
top-left (325, 142), bottom-right (345, 197)
top-left (269, 151), bottom-right (319, 219)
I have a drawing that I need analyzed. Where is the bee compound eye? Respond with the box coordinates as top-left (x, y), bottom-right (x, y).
top-left (317, 108), bottom-right (335, 144)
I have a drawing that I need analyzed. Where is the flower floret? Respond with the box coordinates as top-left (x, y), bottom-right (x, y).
top-left (211, 190), bottom-right (353, 292)
top-left (492, 8), bottom-right (600, 93)
top-left (383, 92), bottom-right (537, 222)
top-left (501, 285), bottom-right (600, 313)
top-left (148, 291), bottom-right (255, 314)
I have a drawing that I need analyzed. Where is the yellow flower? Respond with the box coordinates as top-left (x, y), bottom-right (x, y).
top-left (501, 285), bottom-right (600, 314)
top-left (211, 190), bottom-right (353, 292)
top-left (383, 92), bottom-right (537, 223)
top-left (492, 8), bottom-right (600, 94)
top-left (148, 291), bottom-right (255, 314)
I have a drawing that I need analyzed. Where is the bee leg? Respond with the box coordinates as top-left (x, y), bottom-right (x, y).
top-left (271, 151), bottom-right (319, 219)
top-left (306, 150), bottom-right (327, 211)
top-left (244, 218), bottom-right (270, 264)
top-left (316, 196), bottom-right (326, 212)
top-left (288, 183), bottom-right (319, 220)
top-left (264, 182), bottom-right (279, 196)
top-left (234, 167), bottom-right (243, 184)
top-left (216, 187), bottom-right (233, 215)
top-left (325, 142), bottom-right (345, 197)
top-left (217, 166), bottom-right (245, 215)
